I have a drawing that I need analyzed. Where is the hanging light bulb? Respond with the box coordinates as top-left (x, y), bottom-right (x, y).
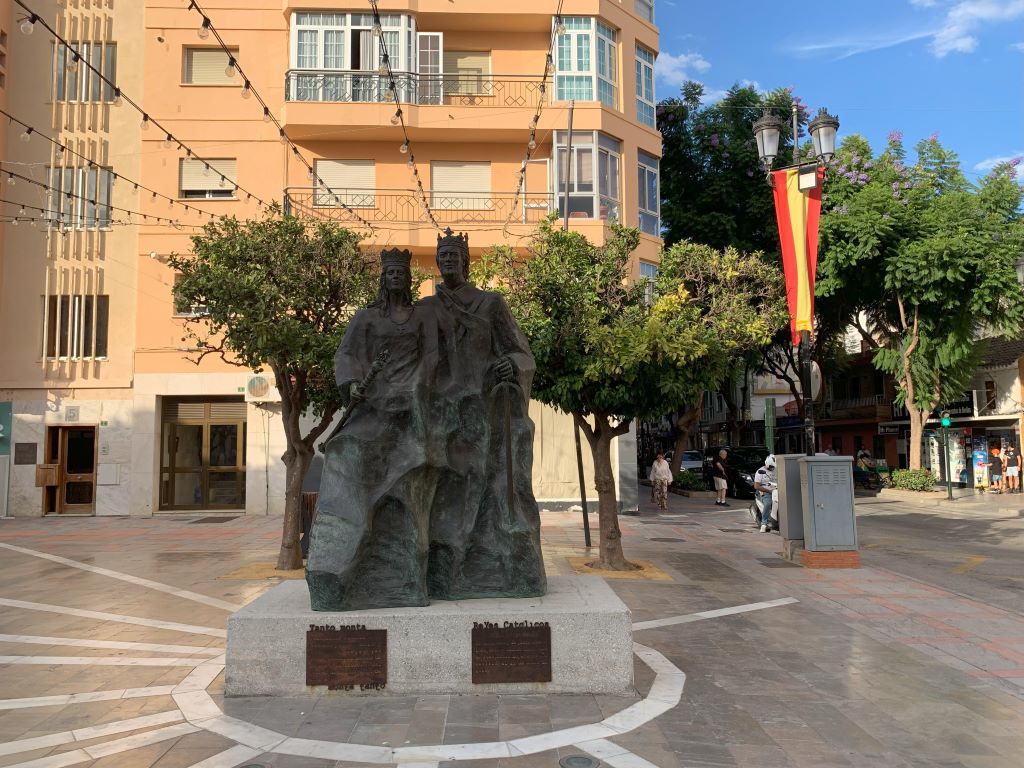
top-left (279, 128), bottom-right (287, 143)
top-left (163, 133), bottom-right (174, 149)
top-left (66, 51), bottom-right (80, 72)
top-left (528, 138), bottom-right (537, 151)
top-left (203, 163), bottom-right (211, 176)
top-left (198, 17), bottom-right (211, 39)
top-left (112, 88), bottom-right (123, 106)
top-left (400, 141), bottom-right (409, 154)
top-left (555, 16), bottom-right (566, 35)
top-left (19, 206), bottom-right (26, 215)
top-left (6, 174), bottom-right (15, 186)
top-left (390, 109), bottom-right (402, 125)
top-left (55, 143), bottom-right (65, 157)
top-left (19, 127), bottom-right (32, 142)
top-left (545, 54), bottom-right (554, 76)
top-left (218, 175), bottom-right (227, 188)
top-left (20, 15), bottom-right (36, 35)
top-left (378, 54), bottom-right (390, 76)
top-left (263, 106), bottom-right (271, 122)
top-left (141, 114), bottom-right (150, 130)
top-left (241, 80), bottom-right (252, 98)
top-left (225, 58), bottom-right (237, 78)
top-left (10, 217), bottom-right (18, 226)
top-left (372, 23), bottom-right (381, 38)
top-left (407, 154), bottom-right (415, 168)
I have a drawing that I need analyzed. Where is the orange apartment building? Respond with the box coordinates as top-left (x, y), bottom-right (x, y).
top-left (0, 0), bottom-right (661, 517)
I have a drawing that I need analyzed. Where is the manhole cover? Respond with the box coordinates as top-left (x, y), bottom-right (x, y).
top-left (560, 756), bottom-right (600, 768)
top-left (190, 516), bottom-right (239, 524)
top-left (650, 537), bottom-right (685, 542)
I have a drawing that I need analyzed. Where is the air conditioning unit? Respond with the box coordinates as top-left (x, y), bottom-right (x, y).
top-left (245, 374), bottom-right (281, 403)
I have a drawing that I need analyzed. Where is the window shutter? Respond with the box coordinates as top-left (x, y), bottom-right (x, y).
top-left (179, 159), bottom-right (237, 192)
top-left (314, 160), bottom-right (375, 207)
top-left (185, 49), bottom-right (239, 85)
top-left (431, 161), bottom-right (491, 210)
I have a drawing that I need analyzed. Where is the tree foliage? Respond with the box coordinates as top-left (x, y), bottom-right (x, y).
top-left (169, 207), bottom-right (378, 568)
top-left (475, 217), bottom-right (786, 568)
top-left (818, 134), bottom-right (1024, 467)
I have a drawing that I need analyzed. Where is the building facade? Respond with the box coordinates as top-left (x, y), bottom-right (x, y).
top-left (1, 0), bottom-right (660, 517)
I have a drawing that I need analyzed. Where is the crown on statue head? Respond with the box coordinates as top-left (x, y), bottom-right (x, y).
top-left (379, 248), bottom-right (412, 269)
top-left (437, 227), bottom-right (469, 254)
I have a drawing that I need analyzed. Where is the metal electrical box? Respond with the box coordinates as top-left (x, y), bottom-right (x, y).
top-left (776, 454), bottom-right (806, 541)
top-left (799, 455), bottom-right (857, 551)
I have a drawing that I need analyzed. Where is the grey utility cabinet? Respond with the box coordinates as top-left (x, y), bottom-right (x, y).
top-left (799, 455), bottom-right (858, 551)
top-left (776, 454), bottom-right (806, 542)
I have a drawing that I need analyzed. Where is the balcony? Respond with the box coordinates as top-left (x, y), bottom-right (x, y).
top-left (284, 70), bottom-right (547, 110)
top-left (824, 394), bottom-right (892, 421)
top-left (283, 187), bottom-right (555, 227)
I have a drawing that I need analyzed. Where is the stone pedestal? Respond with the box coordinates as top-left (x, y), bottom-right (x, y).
top-left (225, 576), bottom-right (634, 696)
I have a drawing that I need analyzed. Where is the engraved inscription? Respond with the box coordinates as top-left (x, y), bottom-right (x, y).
top-left (472, 621), bottom-right (551, 684)
top-left (306, 625), bottom-right (387, 690)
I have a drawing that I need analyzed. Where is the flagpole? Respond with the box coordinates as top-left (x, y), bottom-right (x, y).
top-left (790, 102), bottom-right (815, 456)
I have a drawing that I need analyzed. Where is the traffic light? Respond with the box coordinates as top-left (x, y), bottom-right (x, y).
top-left (940, 410), bottom-right (951, 428)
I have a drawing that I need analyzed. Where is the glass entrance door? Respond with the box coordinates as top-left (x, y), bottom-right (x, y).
top-left (60, 427), bottom-right (96, 513)
top-left (160, 399), bottom-right (246, 510)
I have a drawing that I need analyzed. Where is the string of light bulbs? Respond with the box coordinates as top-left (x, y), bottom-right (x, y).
top-left (366, 0), bottom-right (439, 230)
top-left (0, 107), bottom-right (227, 221)
top-left (13, 0), bottom-right (271, 211)
top-left (503, 0), bottom-right (566, 234)
top-left (183, 0), bottom-right (375, 232)
top-left (0, 164), bottom-right (202, 229)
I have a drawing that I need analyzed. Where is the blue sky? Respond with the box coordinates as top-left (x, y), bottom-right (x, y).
top-left (654, 0), bottom-right (1024, 178)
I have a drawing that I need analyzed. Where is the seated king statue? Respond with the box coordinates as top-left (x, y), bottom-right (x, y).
top-left (305, 232), bottom-right (546, 611)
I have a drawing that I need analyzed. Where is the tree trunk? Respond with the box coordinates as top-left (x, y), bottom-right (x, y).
top-left (668, 403), bottom-right (701, 475)
top-left (907, 408), bottom-right (927, 471)
top-left (575, 412), bottom-right (638, 571)
top-left (276, 443), bottom-right (313, 570)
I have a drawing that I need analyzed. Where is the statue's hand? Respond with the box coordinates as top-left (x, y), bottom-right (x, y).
top-left (492, 357), bottom-right (515, 383)
top-left (349, 382), bottom-right (367, 404)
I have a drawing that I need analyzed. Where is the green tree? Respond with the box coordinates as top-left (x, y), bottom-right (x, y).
top-left (476, 218), bottom-right (786, 569)
top-left (818, 135), bottom-right (1024, 468)
top-left (169, 208), bottom-right (378, 569)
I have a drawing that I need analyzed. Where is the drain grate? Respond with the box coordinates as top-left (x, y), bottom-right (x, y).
top-left (718, 528), bottom-right (749, 533)
top-left (758, 557), bottom-right (801, 568)
top-left (190, 516), bottom-right (239, 524)
top-left (560, 756), bottom-right (601, 768)
top-left (649, 537), bottom-right (685, 542)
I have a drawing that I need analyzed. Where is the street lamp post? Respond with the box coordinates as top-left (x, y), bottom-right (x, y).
top-left (752, 103), bottom-right (839, 457)
top-left (941, 410), bottom-right (953, 501)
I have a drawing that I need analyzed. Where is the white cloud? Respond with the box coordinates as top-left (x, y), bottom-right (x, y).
top-left (1013, 40), bottom-right (1024, 50)
top-left (930, 0), bottom-right (1024, 57)
top-left (909, 0), bottom-right (938, 6)
top-left (974, 151), bottom-right (1024, 170)
top-left (655, 51), bottom-right (710, 89)
top-left (793, 30), bottom-right (934, 59)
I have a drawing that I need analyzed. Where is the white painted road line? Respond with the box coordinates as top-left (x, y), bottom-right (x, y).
top-left (632, 597), bottom-right (799, 630)
top-left (0, 597), bottom-right (227, 637)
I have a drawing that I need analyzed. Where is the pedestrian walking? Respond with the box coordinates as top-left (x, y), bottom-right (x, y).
top-left (987, 447), bottom-right (1004, 494)
top-left (649, 452), bottom-right (673, 511)
top-left (1005, 445), bottom-right (1020, 493)
top-left (713, 449), bottom-right (730, 506)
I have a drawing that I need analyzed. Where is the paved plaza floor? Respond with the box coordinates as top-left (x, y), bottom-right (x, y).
top-left (1, 491), bottom-right (1023, 768)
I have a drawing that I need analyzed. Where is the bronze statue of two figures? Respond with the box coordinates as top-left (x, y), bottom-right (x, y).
top-left (306, 229), bottom-right (547, 610)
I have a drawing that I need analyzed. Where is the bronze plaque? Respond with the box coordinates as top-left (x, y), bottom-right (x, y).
top-left (14, 443), bottom-right (37, 465)
top-left (472, 621), bottom-right (551, 684)
top-left (305, 625), bottom-right (387, 690)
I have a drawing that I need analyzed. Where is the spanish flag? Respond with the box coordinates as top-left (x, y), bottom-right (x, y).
top-left (771, 166), bottom-right (824, 346)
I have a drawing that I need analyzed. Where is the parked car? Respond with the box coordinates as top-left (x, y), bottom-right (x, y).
top-left (702, 445), bottom-right (771, 499)
top-left (664, 449), bottom-right (703, 473)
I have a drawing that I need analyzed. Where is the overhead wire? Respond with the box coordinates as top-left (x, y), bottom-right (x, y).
top-left (13, 0), bottom-right (271, 210)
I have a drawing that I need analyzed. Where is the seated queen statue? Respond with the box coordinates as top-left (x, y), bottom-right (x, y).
top-left (305, 248), bottom-right (445, 610)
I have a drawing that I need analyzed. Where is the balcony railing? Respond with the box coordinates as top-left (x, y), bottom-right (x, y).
top-left (285, 70), bottom-right (548, 109)
top-left (829, 394), bottom-right (887, 411)
top-left (284, 187), bottom-right (555, 226)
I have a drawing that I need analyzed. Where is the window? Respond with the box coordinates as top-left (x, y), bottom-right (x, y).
top-left (44, 295), bottom-right (109, 359)
top-left (314, 159), bottom-right (375, 207)
top-left (183, 47), bottom-right (240, 85)
top-left (54, 42), bottom-right (116, 102)
top-left (48, 166), bottom-right (113, 228)
top-left (443, 51), bottom-right (490, 96)
top-left (554, 131), bottom-right (620, 220)
top-left (289, 12), bottom-right (415, 102)
top-left (984, 380), bottom-right (997, 411)
top-left (179, 159), bottom-right (237, 199)
top-left (640, 260), bottom-right (657, 303)
top-left (635, 0), bottom-right (654, 22)
top-left (638, 151), bottom-right (660, 236)
top-left (431, 161), bottom-right (491, 210)
top-left (173, 274), bottom-right (209, 317)
top-left (635, 46), bottom-right (655, 127)
top-left (555, 17), bottom-right (618, 108)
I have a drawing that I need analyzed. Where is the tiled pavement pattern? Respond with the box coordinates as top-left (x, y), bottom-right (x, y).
top-left (0, 492), bottom-right (1022, 768)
